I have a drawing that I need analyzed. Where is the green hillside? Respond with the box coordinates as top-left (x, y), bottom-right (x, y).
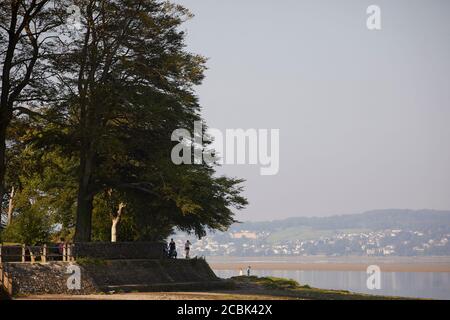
top-left (234, 209), bottom-right (450, 234)
top-left (266, 227), bottom-right (371, 244)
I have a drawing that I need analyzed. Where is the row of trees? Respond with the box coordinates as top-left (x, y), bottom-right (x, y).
top-left (0, 0), bottom-right (247, 244)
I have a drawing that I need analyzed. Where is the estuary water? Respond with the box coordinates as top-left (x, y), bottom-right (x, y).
top-left (208, 256), bottom-right (450, 300)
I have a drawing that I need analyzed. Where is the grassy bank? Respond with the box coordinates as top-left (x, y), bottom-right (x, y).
top-left (228, 276), bottom-right (412, 300)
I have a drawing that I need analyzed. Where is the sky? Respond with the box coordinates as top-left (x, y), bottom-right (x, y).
top-left (173, 0), bottom-right (450, 222)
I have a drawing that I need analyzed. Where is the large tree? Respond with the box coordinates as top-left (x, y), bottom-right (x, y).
top-left (0, 0), bottom-right (62, 221)
top-left (47, 0), bottom-right (246, 241)
top-left (1, 0), bottom-right (247, 243)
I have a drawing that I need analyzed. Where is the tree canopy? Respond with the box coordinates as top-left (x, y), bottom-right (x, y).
top-left (0, 0), bottom-right (247, 244)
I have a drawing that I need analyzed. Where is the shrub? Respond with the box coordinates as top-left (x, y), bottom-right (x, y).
top-left (1, 209), bottom-right (52, 245)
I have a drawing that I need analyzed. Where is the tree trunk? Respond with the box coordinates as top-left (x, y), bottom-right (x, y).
top-left (7, 186), bottom-right (14, 225)
top-left (111, 202), bottom-right (125, 243)
top-left (0, 119), bottom-right (8, 217)
top-left (73, 142), bottom-right (95, 243)
top-left (0, 133), bottom-right (5, 215)
top-left (73, 21), bottom-right (94, 242)
top-left (74, 188), bottom-right (93, 242)
top-left (0, 18), bottom-right (15, 208)
top-left (111, 217), bottom-right (119, 242)
top-left (74, 145), bottom-right (94, 242)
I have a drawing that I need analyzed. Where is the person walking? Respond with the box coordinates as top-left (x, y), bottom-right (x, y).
top-left (185, 240), bottom-right (191, 259)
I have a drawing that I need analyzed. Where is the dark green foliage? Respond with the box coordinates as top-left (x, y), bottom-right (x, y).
top-left (2, 207), bottom-right (52, 245)
top-left (0, 0), bottom-right (247, 244)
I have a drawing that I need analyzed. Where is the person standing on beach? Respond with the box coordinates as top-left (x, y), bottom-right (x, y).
top-left (247, 266), bottom-right (252, 276)
top-left (185, 240), bottom-right (191, 259)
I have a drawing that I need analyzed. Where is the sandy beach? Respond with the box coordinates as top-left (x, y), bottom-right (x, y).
top-left (17, 292), bottom-right (291, 300)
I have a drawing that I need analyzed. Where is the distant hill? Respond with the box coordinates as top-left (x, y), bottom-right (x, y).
top-left (184, 209), bottom-right (450, 257)
top-left (231, 209), bottom-right (450, 234)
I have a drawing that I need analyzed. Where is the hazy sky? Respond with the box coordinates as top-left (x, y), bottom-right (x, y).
top-left (173, 0), bottom-right (450, 221)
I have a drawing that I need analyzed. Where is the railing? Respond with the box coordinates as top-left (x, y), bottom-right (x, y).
top-left (0, 243), bottom-right (75, 264)
top-left (0, 243), bottom-right (75, 296)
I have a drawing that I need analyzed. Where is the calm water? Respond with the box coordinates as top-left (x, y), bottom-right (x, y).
top-left (214, 269), bottom-right (450, 300)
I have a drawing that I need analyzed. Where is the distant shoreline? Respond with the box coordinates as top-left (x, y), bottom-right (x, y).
top-left (207, 256), bottom-right (450, 273)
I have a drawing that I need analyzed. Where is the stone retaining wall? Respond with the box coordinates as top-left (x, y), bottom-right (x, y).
top-left (80, 258), bottom-right (219, 289)
top-left (1, 258), bottom-right (222, 297)
top-left (2, 262), bottom-right (98, 296)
